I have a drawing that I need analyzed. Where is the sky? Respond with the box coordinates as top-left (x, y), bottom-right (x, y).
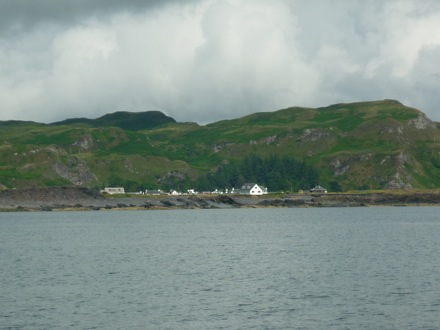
top-left (1, 0), bottom-right (440, 124)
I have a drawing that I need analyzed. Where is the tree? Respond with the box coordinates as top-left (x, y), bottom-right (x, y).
top-left (196, 154), bottom-right (320, 192)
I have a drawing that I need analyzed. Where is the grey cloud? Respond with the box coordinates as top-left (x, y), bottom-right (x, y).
top-left (1, 0), bottom-right (440, 124)
top-left (0, 0), bottom-right (195, 30)
top-left (405, 46), bottom-right (440, 117)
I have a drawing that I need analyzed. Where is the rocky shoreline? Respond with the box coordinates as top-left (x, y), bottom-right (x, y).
top-left (1, 187), bottom-right (440, 212)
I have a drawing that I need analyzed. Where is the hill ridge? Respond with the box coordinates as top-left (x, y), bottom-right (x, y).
top-left (1, 100), bottom-right (440, 192)
top-left (49, 110), bottom-right (176, 131)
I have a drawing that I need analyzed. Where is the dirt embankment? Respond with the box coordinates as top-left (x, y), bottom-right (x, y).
top-left (0, 187), bottom-right (244, 211)
top-left (1, 187), bottom-right (440, 211)
top-left (259, 192), bottom-right (440, 208)
top-left (0, 187), bottom-right (105, 211)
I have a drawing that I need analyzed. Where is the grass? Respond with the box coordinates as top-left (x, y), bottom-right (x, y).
top-left (1, 100), bottom-right (440, 191)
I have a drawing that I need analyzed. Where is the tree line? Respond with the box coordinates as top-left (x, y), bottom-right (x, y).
top-left (195, 155), bottom-right (319, 192)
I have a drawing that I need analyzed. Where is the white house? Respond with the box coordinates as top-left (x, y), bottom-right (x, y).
top-left (102, 187), bottom-right (125, 194)
top-left (310, 185), bottom-right (327, 193)
top-left (234, 183), bottom-right (268, 196)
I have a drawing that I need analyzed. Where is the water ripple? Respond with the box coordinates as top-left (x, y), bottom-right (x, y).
top-left (1, 207), bottom-right (440, 329)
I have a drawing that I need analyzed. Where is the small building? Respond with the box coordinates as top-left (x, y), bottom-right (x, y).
top-left (310, 185), bottom-right (327, 193)
top-left (103, 187), bottom-right (125, 194)
top-left (145, 189), bottom-right (164, 195)
top-left (234, 183), bottom-right (268, 196)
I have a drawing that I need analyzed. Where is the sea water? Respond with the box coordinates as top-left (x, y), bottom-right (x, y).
top-left (1, 207), bottom-right (440, 329)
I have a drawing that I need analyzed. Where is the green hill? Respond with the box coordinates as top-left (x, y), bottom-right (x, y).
top-left (1, 100), bottom-right (440, 192)
top-left (50, 110), bottom-right (176, 130)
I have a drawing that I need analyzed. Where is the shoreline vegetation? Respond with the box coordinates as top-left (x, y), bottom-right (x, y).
top-left (1, 187), bottom-right (440, 212)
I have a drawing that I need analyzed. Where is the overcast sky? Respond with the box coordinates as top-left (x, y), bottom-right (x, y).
top-left (1, 0), bottom-right (440, 124)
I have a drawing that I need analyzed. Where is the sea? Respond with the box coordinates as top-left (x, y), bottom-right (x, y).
top-left (1, 207), bottom-right (440, 330)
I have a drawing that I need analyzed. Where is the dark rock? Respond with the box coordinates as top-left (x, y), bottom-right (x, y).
top-left (214, 195), bottom-right (240, 205)
top-left (161, 200), bottom-right (174, 207)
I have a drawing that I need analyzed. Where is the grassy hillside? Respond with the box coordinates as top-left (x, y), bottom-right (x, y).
top-left (1, 100), bottom-right (440, 192)
top-left (50, 110), bottom-right (176, 130)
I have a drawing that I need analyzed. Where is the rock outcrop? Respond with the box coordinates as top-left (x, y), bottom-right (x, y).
top-left (2, 187), bottom-right (440, 211)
